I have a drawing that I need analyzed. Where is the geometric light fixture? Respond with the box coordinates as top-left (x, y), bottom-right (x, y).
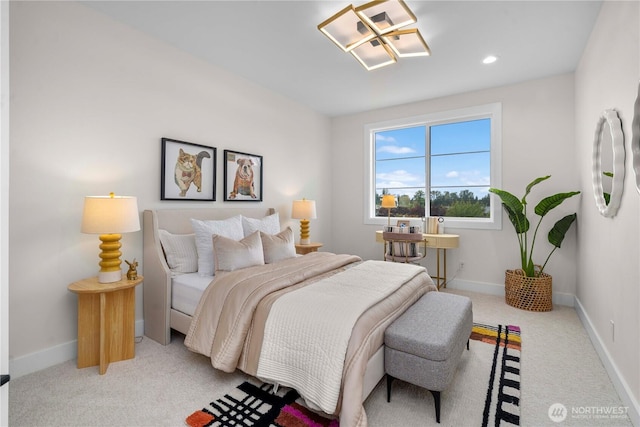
top-left (318, 0), bottom-right (430, 71)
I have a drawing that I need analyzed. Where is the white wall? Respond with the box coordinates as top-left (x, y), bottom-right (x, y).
top-left (575, 0), bottom-right (640, 418)
top-left (8, 1), bottom-right (332, 368)
top-left (330, 74), bottom-right (580, 301)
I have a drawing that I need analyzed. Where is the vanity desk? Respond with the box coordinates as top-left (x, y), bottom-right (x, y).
top-left (375, 231), bottom-right (459, 290)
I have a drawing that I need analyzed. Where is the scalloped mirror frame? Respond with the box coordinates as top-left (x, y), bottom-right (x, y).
top-left (632, 81), bottom-right (640, 194)
top-left (592, 109), bottom-right (625, 218)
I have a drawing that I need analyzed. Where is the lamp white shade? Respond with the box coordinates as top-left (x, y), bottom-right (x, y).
top-left (291, 199), bottom-right (317, 220)
top-left (81, 194), bottom-right (140, 283)
top-left (81, 195), bottom-right (140, 234)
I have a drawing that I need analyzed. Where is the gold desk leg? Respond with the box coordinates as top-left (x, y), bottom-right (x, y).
top-left (436, 249), bottom-right (441, 290)
top-left (442, 248), bottom-right (447, 289)
top-left (433, 248), bottom-right (448, 290)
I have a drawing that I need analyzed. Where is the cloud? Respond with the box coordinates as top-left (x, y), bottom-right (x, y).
top-left (377, 145), bottom-right (416, 155)
top-left (376, 134), bottom-right (396, 143)
top-left (377, 169), bottom-right (424, 188)
top-left (443, 169), bottom-right (490, 186)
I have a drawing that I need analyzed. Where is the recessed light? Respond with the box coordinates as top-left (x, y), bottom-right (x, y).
top-left (483, 55), bottom-right (498, 64)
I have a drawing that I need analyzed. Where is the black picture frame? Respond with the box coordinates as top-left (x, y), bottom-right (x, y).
top-left (161, 138), bottom-right (216, 201)
top-left (223, 150), bottom-right (263, 202)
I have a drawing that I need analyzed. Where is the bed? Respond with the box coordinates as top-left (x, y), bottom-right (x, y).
top-left (142, 207), bottom-right (437, 427)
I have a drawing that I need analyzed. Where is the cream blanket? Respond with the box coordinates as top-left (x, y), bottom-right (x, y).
top-left (185, 252), bottom-right (437, 427)
top-left (185, 253), bottom-right (362, 369)
top-left (256, 261), bottom-right (426, 414)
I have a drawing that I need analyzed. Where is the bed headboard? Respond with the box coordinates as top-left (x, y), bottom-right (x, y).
top-left (143, 207), bottom-right (276, 345)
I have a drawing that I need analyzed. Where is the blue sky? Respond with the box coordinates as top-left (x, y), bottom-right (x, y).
top-left (375, 118), bottom-right (491, 199)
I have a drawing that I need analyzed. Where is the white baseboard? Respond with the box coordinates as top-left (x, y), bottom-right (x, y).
top-left (9, 319), bottom-right (145, 379)
top-left (574, 297), bottom-right (640, 426)
top-left (447, 278), bottom-right (575, 307)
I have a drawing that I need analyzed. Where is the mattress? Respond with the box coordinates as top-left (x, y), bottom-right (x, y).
top-left (171, 273), bottom-right (212, 316)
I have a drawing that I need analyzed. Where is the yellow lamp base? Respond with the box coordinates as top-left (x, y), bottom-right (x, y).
top-left (97, 233), bottom-right (123, 283)
top-left (298, 219), bottom-right (311, 245)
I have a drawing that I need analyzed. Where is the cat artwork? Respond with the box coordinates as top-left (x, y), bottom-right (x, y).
top-left (174, 148), bottom-right (211, 197)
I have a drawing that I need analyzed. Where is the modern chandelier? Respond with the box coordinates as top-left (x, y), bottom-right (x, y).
top-left (318, 0), bottom-right (430, 71)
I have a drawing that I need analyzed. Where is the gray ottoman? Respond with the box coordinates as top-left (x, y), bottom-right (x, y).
top-left (385, 291), bottom-right (473, 423)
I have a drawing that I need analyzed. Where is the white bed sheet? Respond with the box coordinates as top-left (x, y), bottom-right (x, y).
top-left (172, 273), bottom-right (213, 316)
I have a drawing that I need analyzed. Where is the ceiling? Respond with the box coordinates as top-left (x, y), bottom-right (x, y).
top-left (82, 1), bottom-right (603, 117)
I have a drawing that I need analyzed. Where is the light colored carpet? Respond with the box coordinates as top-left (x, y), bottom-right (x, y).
top-left (9, 289), bottom-right (632, 426)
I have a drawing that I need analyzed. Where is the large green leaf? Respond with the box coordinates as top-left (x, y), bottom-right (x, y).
top-left (489, 188), bottom-right (529, 233)
top-left (523, 176), bottom-right (550, 205)
top-left (534, 192), bottom-right (581, 217)
top-left (505, 204), bottom-right (530, 234)
top-left (548, 213), bottom-right (577, 248)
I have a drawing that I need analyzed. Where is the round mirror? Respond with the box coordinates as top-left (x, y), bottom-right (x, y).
top-left (632, 82), bottom-right (640, 194)
top-left (592, 109), bottom-right (625, 217)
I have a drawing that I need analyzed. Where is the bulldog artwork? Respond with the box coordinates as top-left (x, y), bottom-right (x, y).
top-left (229, 157), bottom-right (257, 199)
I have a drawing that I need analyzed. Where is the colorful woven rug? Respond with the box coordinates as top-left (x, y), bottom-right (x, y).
top-left (187, 322), bottom-right (521, 427)
top-left (186, 381), bottom-right (338, 427)
top-left (470, 323), bottom-right (522, 426)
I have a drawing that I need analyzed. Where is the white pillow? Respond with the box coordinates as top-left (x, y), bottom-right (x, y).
top-left (190, 215), bottom-right (244, 276)
top-left (158, 230), bottom-right (198, 274)
top-left (213, 231), bottom-right (265, 272)
top-left (261, 227), bottom-right (296, 264)
top-left (242, 212), bottom-right (280, 237)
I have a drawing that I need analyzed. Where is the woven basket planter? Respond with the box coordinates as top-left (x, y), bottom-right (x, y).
top-left (504, 269), bottom-right (552, 312)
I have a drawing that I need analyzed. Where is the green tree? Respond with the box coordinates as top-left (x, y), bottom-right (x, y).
top-left (446, 201), bottom-right (488, 217)
top-left (458, 189), bottom-right (476, 202)
top-left (412, 190), bottom-right (425, 207)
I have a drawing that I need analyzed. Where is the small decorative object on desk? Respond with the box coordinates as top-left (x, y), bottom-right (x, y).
top-left (125, 259), bottom-right (138, 280)
top-left (427, 217), bottom-right (439, 234)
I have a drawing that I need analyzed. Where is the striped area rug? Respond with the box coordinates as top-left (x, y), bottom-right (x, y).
top-left (186, 381), bottom-right (338, 427)
top-left (471, 323), bottom-right (522, 426)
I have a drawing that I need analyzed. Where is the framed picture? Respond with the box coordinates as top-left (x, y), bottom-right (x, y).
top-left (224, 150), bottom-right (263, 202)
top-left (161, 138), bottom-right (216, 201)
top-left (397, 220), bottom-right (411, 228)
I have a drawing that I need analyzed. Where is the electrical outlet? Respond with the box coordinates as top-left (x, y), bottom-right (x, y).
top-left (459, 261), bottom-right (464, 270)
top-left (610, 320), bottom-right (615, 342)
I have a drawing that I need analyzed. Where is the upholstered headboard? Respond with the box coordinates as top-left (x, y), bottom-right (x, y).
top-left (143, 207), bottom-right (276, 344)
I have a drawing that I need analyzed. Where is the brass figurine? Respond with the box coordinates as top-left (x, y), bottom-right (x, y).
top-left (125, 259), bottom-right (138, 281)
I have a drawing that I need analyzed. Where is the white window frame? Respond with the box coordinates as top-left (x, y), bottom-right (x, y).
top-left (363, 103), bottom-right (502, 230)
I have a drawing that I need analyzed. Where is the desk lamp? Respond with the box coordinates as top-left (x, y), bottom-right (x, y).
top-left (381, 194), bottom-right (396, 226)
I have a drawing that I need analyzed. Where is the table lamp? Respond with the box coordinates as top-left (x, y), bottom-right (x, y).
top-left (381, 194), bottom-right (397, 226)
top-left (291, 199), bottom-right (317, 245)
top-left (81, 193), bottom-right (140, 283)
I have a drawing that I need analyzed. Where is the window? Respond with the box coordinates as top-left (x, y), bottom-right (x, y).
top-left (364, 103), bottom-right (502, 230)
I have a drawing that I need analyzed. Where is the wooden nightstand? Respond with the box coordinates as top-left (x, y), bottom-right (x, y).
top-left (68, 275), bottom-right (143, 374)
top-left (295, 242), bottom-right (323, 255)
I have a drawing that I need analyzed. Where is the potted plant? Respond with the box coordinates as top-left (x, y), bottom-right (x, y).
top-left (489, 176), bottom-right (580, 311)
